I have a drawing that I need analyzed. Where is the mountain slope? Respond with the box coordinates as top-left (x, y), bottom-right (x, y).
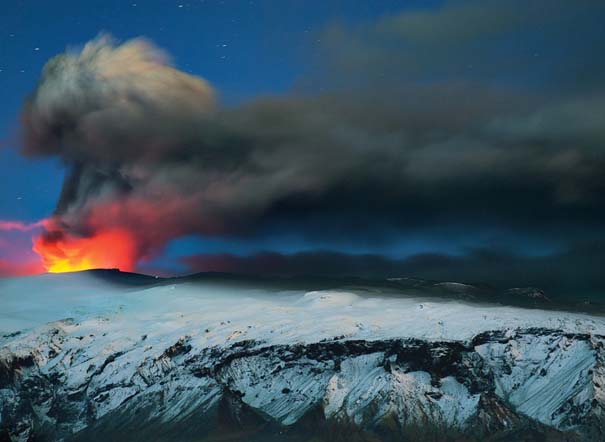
top-left (1, 272), bottom-right (604, 441)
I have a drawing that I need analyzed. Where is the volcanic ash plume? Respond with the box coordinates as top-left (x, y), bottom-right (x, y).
top-left (23, 35), bottom-right (217, 271)
top-left (21, 25), bottom-right (605, 273)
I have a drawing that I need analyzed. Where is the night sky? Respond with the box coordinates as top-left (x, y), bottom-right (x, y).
top-left (1, 0), bottom-right (604, 295)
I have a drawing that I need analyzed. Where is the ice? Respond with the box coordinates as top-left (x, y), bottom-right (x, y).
top-left (1, 272), bottom-right (604, 346)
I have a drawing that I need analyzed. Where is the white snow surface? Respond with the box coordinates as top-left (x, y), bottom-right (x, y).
top-left (1, 272), bottom-right (604, 345)
top-left (2, 272), bottom-right (605, 438)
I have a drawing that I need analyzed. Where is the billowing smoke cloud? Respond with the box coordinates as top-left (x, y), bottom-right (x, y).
top-left (20, 0), bottom-right (605, 272)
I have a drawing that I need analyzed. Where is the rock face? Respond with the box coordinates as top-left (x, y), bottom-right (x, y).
top-left (1, 272), bottom-right (605, 441)
top-left (1, 325), bottom-right (604, 441)
top-left (504, 287), bottom-right (551, 303)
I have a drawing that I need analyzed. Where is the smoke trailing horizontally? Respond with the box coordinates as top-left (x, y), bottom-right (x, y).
top-left (21, 1), bottom-right (605, 273)
top-left (0, 220), bottom-right (46, 232)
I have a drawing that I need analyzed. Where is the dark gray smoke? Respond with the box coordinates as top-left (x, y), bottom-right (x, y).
top-left (21, 0), bottom-right (605, 266)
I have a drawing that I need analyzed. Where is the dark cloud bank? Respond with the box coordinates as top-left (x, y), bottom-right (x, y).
top-left (181, 241), bottom-right (605, 298)
top-left (20, 0), bottom-right (605, 291)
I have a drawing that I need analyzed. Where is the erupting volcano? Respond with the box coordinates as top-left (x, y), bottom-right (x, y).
top-left (33, 227), bottom-right (137, 273)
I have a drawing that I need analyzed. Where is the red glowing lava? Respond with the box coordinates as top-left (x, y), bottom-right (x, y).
top-left (33, 228), bottom-right (137, 273)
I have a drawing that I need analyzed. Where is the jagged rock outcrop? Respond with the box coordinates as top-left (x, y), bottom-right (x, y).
top-left (1, 323), bottom-right (603, 441)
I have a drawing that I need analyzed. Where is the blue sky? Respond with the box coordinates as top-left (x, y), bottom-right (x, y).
top-left (1, 0), bottom-right (446, 267)
top-left (1, 0), bottom-right (603, 281)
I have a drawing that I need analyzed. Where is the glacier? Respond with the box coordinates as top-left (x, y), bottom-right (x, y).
top-left (1, 271), bottom-right (604, 441)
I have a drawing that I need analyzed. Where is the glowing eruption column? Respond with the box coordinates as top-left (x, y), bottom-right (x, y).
top-left (33, 228), bottom-right (137, 273)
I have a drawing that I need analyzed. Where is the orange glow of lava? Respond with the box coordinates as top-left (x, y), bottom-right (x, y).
top-left (33, 228), bottom-right (137, 273)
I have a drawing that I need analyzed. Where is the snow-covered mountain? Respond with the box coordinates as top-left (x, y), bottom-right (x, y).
top-left (1, 271), bottom-right (604, 441)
